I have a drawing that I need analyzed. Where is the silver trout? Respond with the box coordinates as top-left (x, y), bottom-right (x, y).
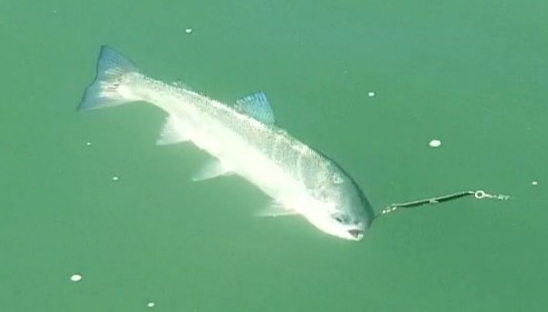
top-left (79, 45), bottom-right (374, 241)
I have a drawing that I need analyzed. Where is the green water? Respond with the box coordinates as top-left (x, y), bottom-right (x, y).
top-left (1, 0), bottom-right (547, 311)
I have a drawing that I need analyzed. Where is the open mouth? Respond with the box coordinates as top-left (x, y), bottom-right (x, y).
top-left (348, 229), bottom-right (364, 240)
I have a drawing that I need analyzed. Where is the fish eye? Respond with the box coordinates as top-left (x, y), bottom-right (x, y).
top-left (332, 212), bottom-right (349, 223)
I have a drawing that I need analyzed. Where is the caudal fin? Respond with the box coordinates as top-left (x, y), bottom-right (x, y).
top-left (78, 45), bottom-right (140, 111)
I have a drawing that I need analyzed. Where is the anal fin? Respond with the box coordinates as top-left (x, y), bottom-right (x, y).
top-left (192, 160), bottom-right (233, 181)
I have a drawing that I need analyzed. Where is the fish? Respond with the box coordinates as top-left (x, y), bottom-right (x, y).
top-left (78, 45), bottom-right (375, 241)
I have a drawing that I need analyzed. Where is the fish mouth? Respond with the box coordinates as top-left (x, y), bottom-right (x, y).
top-left (348, 229), bottom-right (364, 240)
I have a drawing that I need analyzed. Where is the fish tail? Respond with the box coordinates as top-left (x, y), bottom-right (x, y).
top-left (78, 45), bottom-right (140, 111)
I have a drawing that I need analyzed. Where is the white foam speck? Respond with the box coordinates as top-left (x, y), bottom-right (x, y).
top-left (367, 91), bottom-right (375, 97)
top-left (429, 139), bottom-right (441, 147)
top-left (70, 274), bottom-right (82, 282)
top-left (532, 181), bottom-right (538, 186)
top-left (185, 28), bottom-right (193, 34)
top-left (147, 302), bottom-right (155, 308)
top-left (86, 141), bottom-right (91, 146)
top-left (112, 176), bottom-right (120, 181)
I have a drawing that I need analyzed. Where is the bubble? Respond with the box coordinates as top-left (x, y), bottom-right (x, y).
top-left (70, 274), bottom-right (82, 282)
top-left (112, 176), bottom-right (120, 181)
top-left (185, 28), bottom-right (193, 34)
top-left (429, 139), bottom-right (441, 147)
top-left (532, 181), bottom-right (538, 186)
top-left (367, 91), bottom-right (375, 97)
top-left (86, 141), bottom-right (92, 146)
top-left (147, 302), bottom-right (155, 308)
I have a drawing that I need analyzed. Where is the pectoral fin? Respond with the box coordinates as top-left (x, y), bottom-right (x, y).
top-left (257, 202), bottom-right (298, 217)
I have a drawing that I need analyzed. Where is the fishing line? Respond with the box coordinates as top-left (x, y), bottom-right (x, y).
top-left (375, 189), bottom-right (511, 219)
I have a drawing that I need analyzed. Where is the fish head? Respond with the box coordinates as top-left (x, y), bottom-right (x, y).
top-left (307, 161), bottom-right (375, 241)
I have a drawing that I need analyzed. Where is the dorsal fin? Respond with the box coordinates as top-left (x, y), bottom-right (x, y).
top-left (235, 92), bottom-right (275, 125)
